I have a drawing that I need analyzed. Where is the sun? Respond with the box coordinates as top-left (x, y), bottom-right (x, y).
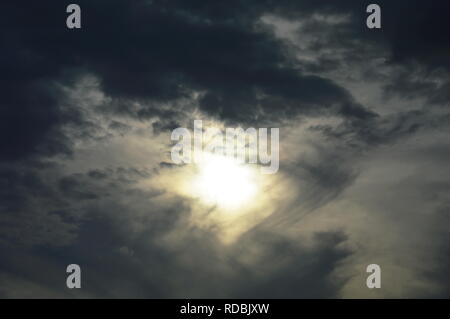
top-left (193, 153), bottom-right (258, 209)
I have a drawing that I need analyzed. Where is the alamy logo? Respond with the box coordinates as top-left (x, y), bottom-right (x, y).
top-left (171, 120), bottom-right (279, 174)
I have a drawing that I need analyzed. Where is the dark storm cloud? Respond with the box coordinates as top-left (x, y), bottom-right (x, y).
top-left (1, 0), bottom-right (450, 298)
top-left (263, 1), bottom-right (450, 108)
top-left (3, 0), bottom-right (448, 162)
top-left (1, 0), bottom-right (379, 163)
top-left (0, 162), bottom-right (81, 247)
top-left (309, 110), bottom-right (427, 149)
top-left (269, 0), bottom-right (450, 69)
top-left (0, 166), bottom-right (350, 298)
top-left (231, 230), bottom-right (350, 298)
top-left (382, 66), bottom-right (450, 106)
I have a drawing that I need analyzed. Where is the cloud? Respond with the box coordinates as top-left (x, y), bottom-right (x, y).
top-left (1, 0), bottom-right (378, 163)
top-left (0, 162), bottom-right (351, 298)
top-left (1, 0), bottom-right (450, 298)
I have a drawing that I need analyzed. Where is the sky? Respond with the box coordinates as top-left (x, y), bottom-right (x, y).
top-left (1, 0), bottom-right (450, 298)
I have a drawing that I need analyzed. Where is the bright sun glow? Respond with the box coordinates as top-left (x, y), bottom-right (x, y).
top-left (194, 153), bottom-right (258, 209)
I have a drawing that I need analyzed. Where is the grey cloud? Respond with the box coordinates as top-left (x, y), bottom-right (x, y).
top-left (1, 0), bottom-right (450, 299)
top-left (0, 164), bottom-right (351, 298)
